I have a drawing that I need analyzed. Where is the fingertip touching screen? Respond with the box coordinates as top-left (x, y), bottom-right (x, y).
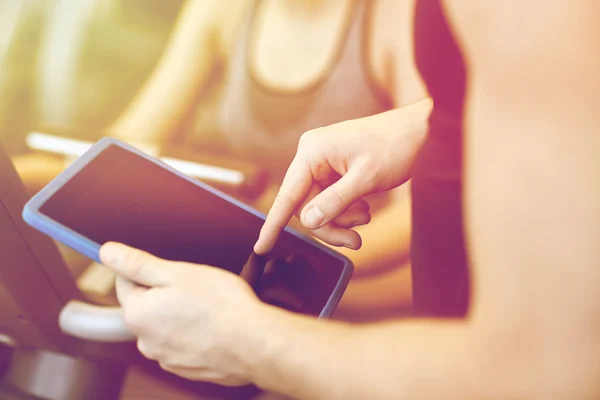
top-left (39, 145), bottom-right (348, 316)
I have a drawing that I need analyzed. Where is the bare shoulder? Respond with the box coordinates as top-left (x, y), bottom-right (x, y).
top-left (441, 1), bottom-right (600, 81)
top-left (180, 0), bottom-right (252, 57)
top-left (447, 4), bottom-right (600, 377)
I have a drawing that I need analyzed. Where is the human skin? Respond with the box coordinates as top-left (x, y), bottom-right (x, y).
top-left (100, 0), bottom-right (600, 398)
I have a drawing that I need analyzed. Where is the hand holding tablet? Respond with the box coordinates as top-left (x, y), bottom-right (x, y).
top-left (23, 138), bottom-right (353, 317)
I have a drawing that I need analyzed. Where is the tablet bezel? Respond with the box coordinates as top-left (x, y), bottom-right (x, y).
top-left (22, 137), bottom-right (353, 318)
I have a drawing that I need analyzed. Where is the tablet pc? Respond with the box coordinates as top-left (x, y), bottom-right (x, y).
top-left (22, 138), bottom-right (353, 317)
top-left (25, 130), bottom-right (268, 197)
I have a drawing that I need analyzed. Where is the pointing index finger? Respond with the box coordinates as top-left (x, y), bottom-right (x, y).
top-left (254, 159), bottom-right (312, 254)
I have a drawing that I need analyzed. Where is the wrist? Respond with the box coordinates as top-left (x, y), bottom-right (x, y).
top-left (395, 96), bottom-right (432, 145)
top-left (241, 303), bottom-right (354, 397)
top-left (239, 303), bottom-right (289, 388)
top-left (365, 98), bottom-right (430, 186)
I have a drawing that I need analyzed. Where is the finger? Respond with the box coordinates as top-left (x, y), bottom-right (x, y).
top-left (300, 161), bottom-right (375, 230)
top-left (311, 224), bottom-right (362, 250)
top-left (295, 189), bottom-right (369, 221)
top-left (332, 208), bottom-right (371, 229)
top-left (240, 252), bottom-right (266, 288)
top-left (137, 339), bottom-right (161, 361)
top-left (293, 183), bottom-right (321, 220)
top-left (115, 275), bottom-right (146, 308)
top-left (293, 187), bottom-right (365, 247)
top-left (254, 159), bottom-right (312, 255)
top-left (346, 198), bottom-right (370, 212)
top-left (100, 242), bottom-right (174, 287)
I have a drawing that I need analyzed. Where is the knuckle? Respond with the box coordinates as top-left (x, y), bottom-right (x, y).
top-left (137, 340), bottom-right (159, 360)
top-left (350, 199), bottom-right (369, 212)
top-left (328, 189), bottom-right (348, 211)
top-left (362, 212), bottom-right (372, 225)
top-left (298, 128), bottom-right (322, 151)
top-left (299, 129), bottom-right (317, 145)
top-left (274, 190), bottom-right (294, 206)
top-left (312, 162), bottom-right (331, 181)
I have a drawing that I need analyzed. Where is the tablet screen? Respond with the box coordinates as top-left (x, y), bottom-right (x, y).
top-left (39, 145), bottom-right (348, 316)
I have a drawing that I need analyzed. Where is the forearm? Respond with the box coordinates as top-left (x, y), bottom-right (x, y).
top-left (111, 0), bottom-right (217, 143)
top-left (112, 62), bottom-right (211, 144)
top-left (389, 96), bottom-right (432, 145)
top-left (335, 261), bottom-right (412, 314)
top-left (379, 96), bottom-right (432, 183)
top-left (248, 306), bottom-right (480, 400)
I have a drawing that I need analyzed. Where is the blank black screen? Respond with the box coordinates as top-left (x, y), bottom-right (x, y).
top-left (40, 145), bottom-right (346, 316)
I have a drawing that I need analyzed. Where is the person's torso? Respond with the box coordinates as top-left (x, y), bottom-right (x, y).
top-left (211, 0), bottom-right (392, 172)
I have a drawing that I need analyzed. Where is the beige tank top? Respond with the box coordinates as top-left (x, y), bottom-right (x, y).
top-left (190, 0), bottom-right (392, 174)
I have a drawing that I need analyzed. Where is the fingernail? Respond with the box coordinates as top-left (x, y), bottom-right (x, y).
top-left (304, 206), bottom-right (325, 228)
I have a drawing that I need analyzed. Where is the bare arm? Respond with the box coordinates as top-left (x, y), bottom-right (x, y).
top-left (446, 0), bottom-right (600, 395)
top-left (337, 0), bottom-right (427, 275)
top-left (245, 1), bottom-right (600, 399)
top-left (111, 0), bottom-right (247, 144)
top-left (331, 99), bottom-right (431, 276)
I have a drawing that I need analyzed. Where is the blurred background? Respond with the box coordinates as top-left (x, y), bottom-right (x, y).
top-left (0, 1), bottom-right (418, 397)
top-left (0, 0), bottom-right (181, 152)
top-left (0, 0), bottom-right (417, 319)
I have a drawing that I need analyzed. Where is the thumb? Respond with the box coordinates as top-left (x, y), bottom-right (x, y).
top-left (100, 242), bottom-right (174, 287)
top-left (300, 162), bottom-right (375, 230)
